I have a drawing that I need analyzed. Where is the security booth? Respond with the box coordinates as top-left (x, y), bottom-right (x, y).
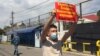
top-left (71, 22), bottom-right (100, 54)
top-left (6, 25), bottom-right (42, 47)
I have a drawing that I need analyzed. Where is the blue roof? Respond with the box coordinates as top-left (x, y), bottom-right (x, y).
top-left (6, 26), bottom-right (43, 35)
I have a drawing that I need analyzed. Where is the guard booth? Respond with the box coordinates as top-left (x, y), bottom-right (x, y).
top-left (18, 26), bottom-right (42, 47)
top-left (71, 22), bottom-right (100, 54)
top-left (7, 26), bottom-right (42, 47)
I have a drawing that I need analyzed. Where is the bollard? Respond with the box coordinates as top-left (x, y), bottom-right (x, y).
top-left (97, 51), bottom-right (100, 56)
top-left (96, 40), bottom-right (100, 47)
top-left (96, 40), bottom-right (100, 56)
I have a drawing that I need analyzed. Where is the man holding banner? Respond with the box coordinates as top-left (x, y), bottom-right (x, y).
top-left (41, 2), bottom-right (78, 56)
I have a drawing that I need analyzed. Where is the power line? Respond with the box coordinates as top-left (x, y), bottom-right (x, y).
top-left (15, 0), bottom-right (79, 17)
top-left (14, 2), bottom-right (81, 18)
top-left (14, 1), bottom-right (86, 18)
top-left (14, 0), bottom-right (94, 20)
top-left (15, 0), bottom-right (50, 14)
top-left (14, 2), bottom-right (54, 18)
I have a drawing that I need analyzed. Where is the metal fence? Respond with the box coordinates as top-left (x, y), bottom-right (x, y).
top-left (7, 12), bottom-right (52, 32)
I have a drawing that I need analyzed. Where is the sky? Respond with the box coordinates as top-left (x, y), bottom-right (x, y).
top-left (0, 0), bottom-right (100, 29)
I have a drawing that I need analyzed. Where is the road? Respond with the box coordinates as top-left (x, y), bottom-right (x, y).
top-left (0, 44), bottom-right (95, 56)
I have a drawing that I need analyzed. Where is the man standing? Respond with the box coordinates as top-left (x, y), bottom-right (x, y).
top-left (41, 12), bottom-right (77, 56)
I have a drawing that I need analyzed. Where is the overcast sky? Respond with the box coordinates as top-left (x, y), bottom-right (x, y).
top-left (0, 0), bottom-right (100, 28)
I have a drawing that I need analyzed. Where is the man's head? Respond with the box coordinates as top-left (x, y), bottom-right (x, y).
top-left (47, 24), bottom-right (58, 41)
top-left (97, 10), bottom-right (100, 21)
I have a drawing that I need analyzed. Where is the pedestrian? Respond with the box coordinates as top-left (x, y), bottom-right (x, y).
top-left (41, 12), bottom-right (77, 56)
top-left (12, 32), bottom-right (20, 56)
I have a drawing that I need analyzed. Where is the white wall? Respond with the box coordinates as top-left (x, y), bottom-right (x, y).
top-left (1, 35), bottom-right (8, 42)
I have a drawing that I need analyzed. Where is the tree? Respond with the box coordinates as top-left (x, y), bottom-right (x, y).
top-left (4, 26), bottom-right (11, 31)
top-left (0, 28), bottom-right (5, 35)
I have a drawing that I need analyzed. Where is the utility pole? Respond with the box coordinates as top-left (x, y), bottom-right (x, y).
top-left (38, 16), bottom-right (41, 25)
top-left (79, 0), bottom-right (92, 23)
top-left (11, 11), bottom-right (14, 32)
